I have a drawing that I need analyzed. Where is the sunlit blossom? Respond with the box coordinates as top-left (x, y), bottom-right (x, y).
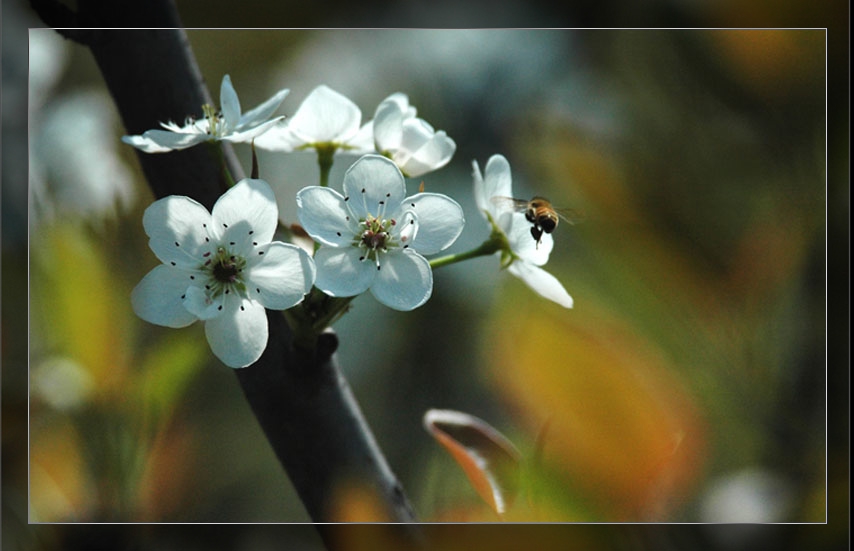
top-left (121, 75), bottom-right (289, 153)
top-left (372, 93), bottom-right (456, 177)
top-left (131, 179), bottom-right (315, 367)
top-left (296, 154), bottom-right (464, 311)
top-left (473, 154), bottom-right (573, 308)
top-left (254, 84), bottom-right (373, 155)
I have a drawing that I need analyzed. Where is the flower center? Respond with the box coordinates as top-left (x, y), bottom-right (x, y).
top-left (360, 215), bottom-right (395, 251)
top-left (351, 211), bottom-right (417, 270)
top-left (202, 104), bottom-right (224, 137)
top-left (203, 246), bottom-right (247, 297)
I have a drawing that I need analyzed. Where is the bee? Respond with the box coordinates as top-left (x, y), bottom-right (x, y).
top-left (491, 196), bottom-right (582, 247)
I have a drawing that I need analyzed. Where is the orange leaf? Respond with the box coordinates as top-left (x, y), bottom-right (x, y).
top-left (423, 409), bottom-right (521, 516)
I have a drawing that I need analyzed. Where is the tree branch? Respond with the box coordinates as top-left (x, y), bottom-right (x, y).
top-left (37, 2), bottom-right (422, 545)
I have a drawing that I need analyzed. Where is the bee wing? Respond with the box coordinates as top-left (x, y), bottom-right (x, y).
top-left (554, 207), bottom-right (585, 225)
top-left (490, 196), bottom-right (529, 214)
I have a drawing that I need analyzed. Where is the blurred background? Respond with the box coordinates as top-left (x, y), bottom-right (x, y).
top-left (3, 0), bottom-right (847, 550)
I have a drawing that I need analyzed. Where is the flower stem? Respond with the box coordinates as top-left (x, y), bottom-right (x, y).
top-left (316, 145), bottom-right (336, 188)
top-left (209, 142), bottom-right (236, 193)
top-left (429, 237), bottom-right (504, 269)
top-left (284, 288), bottom-right (354, 350)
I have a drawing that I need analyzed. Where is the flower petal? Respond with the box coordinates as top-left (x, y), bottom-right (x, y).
top-left (252, 125), bottom-right (302, 152)
top-left (131, 264), bottom-right (199, 328)
top-left (296, 186), bottom-right (359, 247)
top-left (246, 242), bottom-right (315, 309)
top-left (314, 246), bottom-right (376, 297)
top-left (398, 128), bottom-right (456, 177)
top-left (287, 85), bottom-right (361, 144)
top-left (221, 116), bottom-right (286, 144)
top-left (143, 195), bottom-right (213, 267)
top-left (473, 155), bottom-right (514, 216)
top-left (505, 212), bottom-right (553, 266)
top-left (371, 250), bottom-right (433, 311)
top-left (212, 179), bottom-right (279, 247)
top-left (204, 295), bottom-right (269, 368)
top-left (220, 74), bottom-right (242, 133)
top-left (342, 155), bottom-right (407, 221)
top-left (403, 192), bottom-right (465, 255)
top-left (238, 87), bottom-right (290, 129)
top-left (182, 285), bottom-right (224, 320)
top-left (507, 261), bottom-right (573, 308)
top-left (121, 130), bottom-right (208, 153)
top-left (373, 93), bottom-right (409, 151)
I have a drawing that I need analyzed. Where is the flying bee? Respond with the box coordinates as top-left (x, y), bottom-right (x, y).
top-left (491, 196), bottom-right (582, 247)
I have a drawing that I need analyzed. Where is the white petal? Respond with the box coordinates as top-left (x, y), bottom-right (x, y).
top-left (342, 155), bottom-right (406, 221)
top-left (220, 75), bottom-right (242, 133)
top-left (399, 130), bottom-right (456, 177)
top-left (403, 192), bottom-right (465, 255)
top-left (314, 246), bottom-right (376, 297)
top-left (343, 120), bottom-right (375, 154)
top-left (121, 130), bottom-right (208, 153)
top-left (288, 85), bottom-right (361, 144)
top-left (221, 116), bottom-right (286, 144)
top-left (505, 212), bottom-right (553, 266)
top-left (182, 285), bottom-right (224, 320)
top-left (211, 179), bottom-right (279, 247)
top-left (204, 296), bottom-right (269, 368)
top-left (143, 195), bottom-right (213, 267)
top-left (482, 155), bottom-right (514, 214)
top-left (246, 242), bottom-right (315, 309)
top-left (296, 186), bottom-right (358, 246)
top-left (507, 261), bottom-right (573, 308)
top-left (371, 250), bottom-right (433, 311)
top-left (131, 264), bottom-right (199, 328)
top-left (252, 124), bottom-right (302, 152)
top-left (237, 87), bottom-right (290, 129)
top-left (373, 94), bottom-right (407, 151)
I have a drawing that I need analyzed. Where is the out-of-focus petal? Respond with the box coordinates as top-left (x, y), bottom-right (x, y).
top-left (121, 130), bottom-right (208, 153)
top-left (287, 85), bottom-right (362, 144)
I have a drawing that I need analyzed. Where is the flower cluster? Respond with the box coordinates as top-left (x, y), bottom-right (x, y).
top-left (127, 76), bottom-right (573, 368)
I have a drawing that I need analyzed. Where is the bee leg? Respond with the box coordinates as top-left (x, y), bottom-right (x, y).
top-left (530, 226), bottom-right (543, 249)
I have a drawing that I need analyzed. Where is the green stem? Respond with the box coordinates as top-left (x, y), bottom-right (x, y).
top-left (316, 145), bottom-right (336, 188)
top-left (284, 289), bottom-right (355, 350)
top-left (429, 237), bottom-right (504, 270)
top-left (209, 142), bottom-right (236, 192)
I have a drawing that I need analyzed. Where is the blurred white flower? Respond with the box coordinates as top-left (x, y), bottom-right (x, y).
top-left (122, 75), bottom-right (289, 153)
top-left (30, 89), bottom-right (136, 224)
top-left (473, 154), bottom-right (573, 308)
top-left (296, 154), bottom-right (464, 311)
top-left (700, 468), bottom-right (794, 523)
top-left (254, 85), bottom-right (373, 155)
top-left (372, 93), bottom-right (456, 177)
top-left (31, 356), bottom-right (94, 411)
top-left (132, 179), bottom-right (315, 368)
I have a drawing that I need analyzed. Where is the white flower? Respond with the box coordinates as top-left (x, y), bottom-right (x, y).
top-left (372, 93), bottom-right (456, 177)
top-left (296, 154), bottom-right (464, 311)
top-left (254, 85), bottom-right (373, 154)
top-left (122, 75), bottom-right (289, 153)
top-left (131, 179), bottom-right (316, 368)
top-left (473, 154), bottom-right (573, 308)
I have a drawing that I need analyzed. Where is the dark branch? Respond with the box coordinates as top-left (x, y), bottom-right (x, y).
top-left (35, 1), bottom-right (422, 544)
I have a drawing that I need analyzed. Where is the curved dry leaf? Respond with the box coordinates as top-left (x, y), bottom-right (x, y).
top-left (423, 409), bottom-right (522, 516)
